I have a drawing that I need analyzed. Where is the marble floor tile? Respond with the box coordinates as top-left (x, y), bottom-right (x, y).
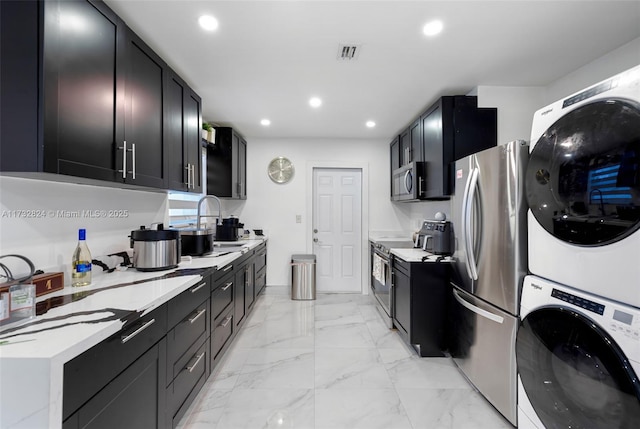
top-left (315, 321), bottom-right (376, 348)
top-left (216, 388), bottom-right (315, 429)
top-left (236, 348), bottom-right (315, 389)
top-left (315, 347), bottom-right (393, 389)
top-left (396, 388), bottom-right (513, 429)
top-left (315, 388), bottom-right (413, 429)
top-left (177, 288), bottom-right (515, 429)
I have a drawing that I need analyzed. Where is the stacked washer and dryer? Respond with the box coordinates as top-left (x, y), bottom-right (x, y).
top-left (517, 65), bottom-right (640, 428)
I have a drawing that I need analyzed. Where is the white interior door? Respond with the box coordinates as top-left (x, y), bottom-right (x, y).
top-left (312, 168), bottom-right (362, 293)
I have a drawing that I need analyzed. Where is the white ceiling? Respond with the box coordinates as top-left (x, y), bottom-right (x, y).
top-left (105, 0), bottom-right (640, 139)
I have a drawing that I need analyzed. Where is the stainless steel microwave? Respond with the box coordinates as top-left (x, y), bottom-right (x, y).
top-left (392, 162), bottom-right (426, 201)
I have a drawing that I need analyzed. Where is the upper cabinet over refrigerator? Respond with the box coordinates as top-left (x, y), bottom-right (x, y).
top-left (390, 96), bottom-right (497, 201)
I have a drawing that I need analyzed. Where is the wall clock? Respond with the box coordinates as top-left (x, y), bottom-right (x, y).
top-left (267, 157), bottom-right (294, 184)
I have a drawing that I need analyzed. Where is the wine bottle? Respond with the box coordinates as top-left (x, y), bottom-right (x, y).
top-left (72, 228), bottom-right (92, 286)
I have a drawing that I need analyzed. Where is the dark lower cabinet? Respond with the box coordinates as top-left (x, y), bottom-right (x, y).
top-left (62, 304), bottom-right (168, 429)
top-left (63, 339), bottom-right (167, 429)
top-left (392, 257), bottom-right (448, 357)
top-left (62, 244), bottom-right (267, 429)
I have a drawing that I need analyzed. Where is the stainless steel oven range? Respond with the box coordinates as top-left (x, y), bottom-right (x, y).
top-left (370, 238), bottom-right (414, 328)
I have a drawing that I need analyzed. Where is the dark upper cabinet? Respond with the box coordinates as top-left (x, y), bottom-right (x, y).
top-left (399, 127), bottom-right (410, 166)
top-left (420, 96), bottom-right (497, 199)
top-left (390, 136), bottom-right (400, 171)
top-left (1, 0), bottom-right (199, 192)
top-left (399, 119), bottom-right (422, 166)
top-left (390, 95), bottom-right (496, 202)
top-left (122, 28), bottom-right (168, 189)
top-left (166, 71), bottom-right (203, 193)
top-left (207, 127), bottom-right (247, 199)
top-left (42, 0), bottom-right (126, 182)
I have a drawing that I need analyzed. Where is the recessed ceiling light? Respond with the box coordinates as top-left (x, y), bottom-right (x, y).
top-left (198, 15), bottom-right (218, 31)
top-left (366, 121), bottom-right (376, 128)
top-left (260, 119), bottom-right (271, 126)
top-left (423, 20), bottom-right (443, 36)
top-left (309, 97), bottom-right (322, 108)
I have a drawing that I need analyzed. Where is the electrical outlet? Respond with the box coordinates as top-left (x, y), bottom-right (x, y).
top-left (296, 215), bottom-right (302, 223)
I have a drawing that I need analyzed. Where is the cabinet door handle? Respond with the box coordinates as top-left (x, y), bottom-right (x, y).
top-left (185, 352), bottom-right (205, 373)
top-left (220, 316), bottom-right (232, 328)
top-left (185, 163), bottom-right (191, 188)
top-left (121, 318), bottom-right (155, 344)
top-left (127, 143), bottom-right (136, 179)
top-left (222, 265), bottom-right (233, 273)
top-left (188, 308), bottom-right (206, 324)
top-left (190, 281), bottom-right (206, 293)
top-left (131, 143), bottom-right (136, 180)
top-left (222, 281), bottom-right (233, 291)
top-left (118, 141), bottom-right (127, 179)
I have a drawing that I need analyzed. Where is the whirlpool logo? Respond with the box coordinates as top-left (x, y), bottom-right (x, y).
top-left (530, 283), bottom-right (543, 290)
top-left (540, 108), bottom-right (554, 116)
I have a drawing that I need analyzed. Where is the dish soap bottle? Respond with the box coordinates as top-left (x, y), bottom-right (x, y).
top-left (72, 228), bottom-right (92, 286)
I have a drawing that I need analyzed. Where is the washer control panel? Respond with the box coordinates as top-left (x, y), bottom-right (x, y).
top-left (551, 288), bottom-right (605, 315)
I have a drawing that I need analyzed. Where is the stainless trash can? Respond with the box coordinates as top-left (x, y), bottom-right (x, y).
top-left (291, 254), bottom-right (316, 300)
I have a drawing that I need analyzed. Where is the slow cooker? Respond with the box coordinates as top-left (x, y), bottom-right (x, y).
top-left (130, 223), bottom-right (181, 271)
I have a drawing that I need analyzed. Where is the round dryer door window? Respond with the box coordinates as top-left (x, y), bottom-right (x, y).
top-left (517, 307), bottom-right (640, 429)
top-left (526, 99), bottom-right (640, 246)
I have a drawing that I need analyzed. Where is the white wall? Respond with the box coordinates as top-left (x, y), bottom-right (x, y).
top-left (543, 37), bottom-right (640, 105)
top-left (0, 176), bottom-right (166, 282)
top-left (228, 138), bottom-right (432, 286)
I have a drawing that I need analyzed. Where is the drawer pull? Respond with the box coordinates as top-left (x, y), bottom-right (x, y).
top-left (222, 265), bottom-right (233, 273)
top-left (219, 316), bottom-right (232, 328)
top-left (121, 318), bottom-right (155, 344)
top-left (188, 308), bottom-right (206, 324)
top-left (186, 352), bottom-right (205, 373)
top-left (222, 281), bottom-right (232, 291)
top-left (190, 282), bottom-right (206, 293)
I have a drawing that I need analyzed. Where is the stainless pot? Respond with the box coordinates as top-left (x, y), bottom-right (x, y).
top-left (130, 224), bottom-right (181, 271)
top-left (180, 228), bottom-right (215, 256)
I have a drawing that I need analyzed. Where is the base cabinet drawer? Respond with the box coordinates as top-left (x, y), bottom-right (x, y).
top-left (63, 305), bottom-right (168, 420)
top-left (168, 279), bottom-right (210, 328)
top-left (211, 273), bottom-right (234, 321)
top-left (63, 339), bottom-right (167, 429)
top-left (167, 338), bottom-right (209, 428)
top-left (211, 308), bottom-right (233, 365)
top-left (166, 298), bottom-right (209, 383)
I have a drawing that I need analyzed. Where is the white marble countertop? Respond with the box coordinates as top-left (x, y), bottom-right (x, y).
top-left (391, 248), bottom-right (454, 263)
top-left (0, 238), bottom-right (266, 429)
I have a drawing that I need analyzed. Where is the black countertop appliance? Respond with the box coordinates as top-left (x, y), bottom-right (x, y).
top-left (216, 217), bottom-right (243, 241)
top-left (414, 214), bottom-right (454, 255)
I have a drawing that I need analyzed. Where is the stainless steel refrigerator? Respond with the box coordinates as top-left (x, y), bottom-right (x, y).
top-left (448, 140), bottom-right (529, 427)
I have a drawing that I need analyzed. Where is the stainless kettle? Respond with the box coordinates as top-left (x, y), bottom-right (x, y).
top-left (130, 223), bottom-right (181, 271)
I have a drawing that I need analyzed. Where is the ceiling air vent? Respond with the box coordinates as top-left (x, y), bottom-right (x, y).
top-left (337, 44), bottom-right (361, 60)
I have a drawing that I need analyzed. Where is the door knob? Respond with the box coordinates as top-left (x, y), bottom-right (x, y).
top-left (313, 229), bottom-right (318, 233)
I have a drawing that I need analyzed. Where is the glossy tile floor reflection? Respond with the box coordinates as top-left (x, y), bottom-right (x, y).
top-left (177, 286), bottom-right (513, 429)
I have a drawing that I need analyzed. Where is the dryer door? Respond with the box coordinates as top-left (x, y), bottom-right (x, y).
top-left (517, 307), bottom-right (640, 429)
top-left (526, 99), bottom-right (640, 246)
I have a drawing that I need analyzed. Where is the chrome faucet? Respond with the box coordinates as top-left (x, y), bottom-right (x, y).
top-left (196, 195), bottom-right (222, 229)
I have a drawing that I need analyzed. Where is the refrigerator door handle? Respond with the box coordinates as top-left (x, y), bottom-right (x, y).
top-left (452, 288), bottom-right (504, 324)
top-left (463, 167), bottom-right (480, 281)
top-left (461, 164), bottom-right (473, 280)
